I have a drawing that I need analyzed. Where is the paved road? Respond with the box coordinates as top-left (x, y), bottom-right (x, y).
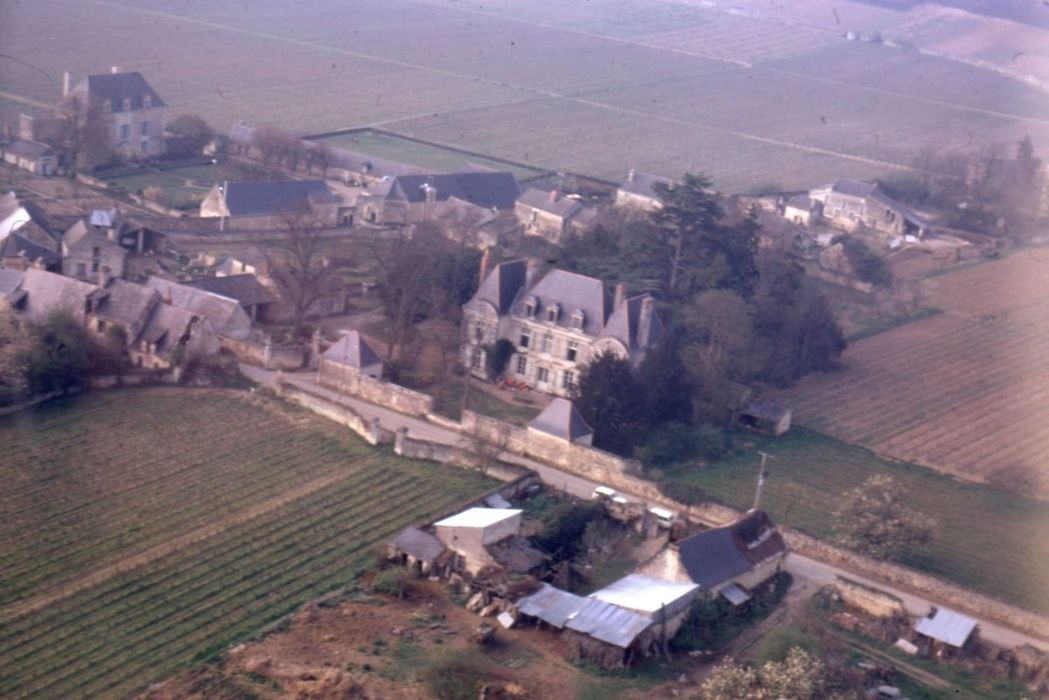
top-left (241, 365), bottom-right (1049, 652)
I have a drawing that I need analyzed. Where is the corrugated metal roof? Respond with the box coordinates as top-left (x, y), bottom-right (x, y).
top-left (565, 598), bottom-right (653, 649)
top-left (915, 608), bottom-right (977, 648)
top-left (589, 574), bottom-right (698, 615)
top-left (434, 507), bottom-right (521, 530)
top-left (515, 584), bottom-right (586, 629)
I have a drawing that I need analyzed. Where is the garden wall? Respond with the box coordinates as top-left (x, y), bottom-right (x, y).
top-left (276, 383), bottom-right (390, 446)
top-left (221, 336), bottom-right (305, 370)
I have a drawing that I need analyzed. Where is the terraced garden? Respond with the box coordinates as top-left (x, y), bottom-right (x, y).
top-left (0, 388), bottom-right (495, 699)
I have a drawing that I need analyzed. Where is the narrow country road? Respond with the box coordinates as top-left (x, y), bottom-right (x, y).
top-left (240, 365), bottom-right (1049, 653)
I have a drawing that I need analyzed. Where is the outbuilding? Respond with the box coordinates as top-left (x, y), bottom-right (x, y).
top-left (914, 608), bottom-right (978, 658)
top-left (434, 507), bottom-right (522, 575)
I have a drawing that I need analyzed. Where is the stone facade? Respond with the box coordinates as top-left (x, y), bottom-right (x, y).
top-left (67, 69), bottom-right (168, 159)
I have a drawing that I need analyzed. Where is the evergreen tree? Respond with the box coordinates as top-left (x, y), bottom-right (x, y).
top-left (572, 349), bottom-right (645, 456)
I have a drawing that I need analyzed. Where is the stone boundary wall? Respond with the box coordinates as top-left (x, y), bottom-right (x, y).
top-left (354, 375), bottom-right (433, 416)
top-left (221, 336), bottom-right (305, 371)
top-left (276, 382), bottom-right (391, 446)
top-left (834, 576), bottom-right (907, 618)
top-left (393, 427), bottom-right (528, 483)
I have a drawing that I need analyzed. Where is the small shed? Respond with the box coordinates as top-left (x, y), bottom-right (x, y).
top-left (783, 195), bottom-right (819, 226)
top-left (588, 574), bottom-right (698, 635)
top-left (528, 398), bottom-right (594, 446)
top-left (318, 330), bottom-right (383, 389)
top-left (563, 598), bottom-right (656, 668)
top-left (914, 608), bottom-right (978, 658)
top-left (387, 526), bottom-right (450, 576)
top-left (738, 399), bottom-right (792, 436)
top-left (434, 507), bottom-right (522, 574)
top-left (514, 583), bottom-right (586, 629)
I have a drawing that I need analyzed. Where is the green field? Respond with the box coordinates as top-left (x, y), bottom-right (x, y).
top-left (0, 388), bottom-right (495, 699)
top-left (661, 428), bottom-right (1049, 615)
top-left (96, 161), bottom-right (267, 209)
top-left (2, 0), bottom-right (1045, 193)
top-left (310, 129), bottom-right (550, 181)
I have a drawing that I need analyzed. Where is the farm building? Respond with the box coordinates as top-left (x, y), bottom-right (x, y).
top-left (66, 68), bottom-right (167, 159)
top-left (914, 608), bottom-right (979, 658)
top-left (145, 276), bottom-right (253, 339)
top-left (0, 231), bottom-right (61, 271)
top-left (783, 195), bottom-right (819, 226)
top-left (515, 189), bottom-right (597, 245)
top-left (433, 507), bottom-right (522, 575)
top-left (0, 192), bottom-right (59, 248)
top-left (527, 398), bottom-right (593, 446)
top-left (809, 179), bottom-right (931, 239)
top-left (184, 274), bottom-right (278, 322)
top-left (199, 180), bottom-right (343, 229)
top-left (615, 170), bottom-right (675, 211)
top-left (387, 527), bottom-right (451, 576)
top-left (588, 574), bottom-right (699, 636)
top-left (377, 172), bottom-right (521, 225)
top-left (1, 139), bottom-right (57, 176)
top-left (638, 509), bottom-right (787, 599)
top-left (738, 399), bottom-right (792, 436)
top-left (461, 259), bottom-right (661, 397)
top-left (317, 330), bottom-right (383, 390)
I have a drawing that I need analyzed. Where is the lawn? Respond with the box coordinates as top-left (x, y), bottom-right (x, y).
top-left (0, 388), bottom-right (496, 699)
top-left (660, 428), bottom-right (1049, 615)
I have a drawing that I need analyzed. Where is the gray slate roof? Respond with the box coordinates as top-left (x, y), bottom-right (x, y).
top-left (388, 172), bottom-right (521, 209)
top-left (529, 398), bottom-right (593, 443)
top-left (600, 294), bottom-right (661, 352)
top-left (517, 189), bottom-right (583, 219)
top-left (512, 269), bottom-right (612, 337)
top-left (675, 510), bottom-right (786, 591)
top-left (185, 274), bottom-right (277, 307)
top-left (62, 219), bottom-right (124, 253)
top-left (4, 139), bottom-right (53, 159)
top-left (474, 259), bottom-right (527, 315)
top-left (95, 279), bottom-right (159, 329)
top-left (322, 330), bottom-right (382, 369)
top-left (220, 180), bottom-right (336, 218)
top-left (145, 276), bottom-right (251, 338)
top-left (80, 72), bottom-right (165, 112)
top-left (17, 268), bottom-right (99, 323)
top-left (0, 268), bottom-right (25, 300)
top-left (0, 232), bottom-right (61, 266)
top-left (390, 527), bottom-right (446, 565)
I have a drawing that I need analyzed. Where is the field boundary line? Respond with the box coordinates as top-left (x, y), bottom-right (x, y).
top-left (0, 468), bottom-right (359, 624)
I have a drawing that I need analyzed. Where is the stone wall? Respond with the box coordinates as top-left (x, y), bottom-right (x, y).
top-left (835, 576), bottom-right (907, 619)
top-left (276, 382), bottom-right (391, 446)
top-left (221, 335), bottom-right (306, 370)
top-left (393, 427), bottom-right (529, 483)
top-left (353, 375), bottom-right (433, 416)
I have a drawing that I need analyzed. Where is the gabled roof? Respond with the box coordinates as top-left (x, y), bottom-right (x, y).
top-left (599, 294), bottom-right (661, 352)
top-left (515, 584), bottom-right (586, 629)
top-left (17, 268), bottom-right (99, 323)
top-left (90, 209), bottom-right (118, 228)
top-left (62, 219), bottom-right (123, 252)
top-left (0, 232), bottom-right (61, 266)
top-left (184, 274), bottom-right (278, 307)
top-left (512, 269), bottom-right (611, 336)
top-left (94, 279), bottom-right (159, 329)
top-left (815, 179), bottom-right (932, 229)
top-left (589, 574), bottom-right (698, 615)
top-left (322, 330), bottom-right (382, 370)
top-left (785, 195), bottom-right (817, 211)
top-left (528, 398), bottom-right (593, 443)
top-left (219, 180), bottom-right (337, 218)
top-left (0, 192), bottom-right (57, 242)
top-left (619, 171), bottom-right (674, 199)
top-left (388, 172), bottom-right (521, 209)
top-left (674, 510), bottom-right (786, 591)
top-left (390, 526), bottom-right (446, 564)
top-left (137, 304), bottom-right (208, 358)
top-left (79, 72), bottom-right (165, 112)
top-left (144, 276), bottom-right (251, 338)
top-left (820, 178), bottom-right (877, 199)
top-left (915, 608), bottom-right (977, 648)
top-left (564, 597), bottom-right (653, 649)
top-left (473, 259), bottom-right (527, 315)
top-left (517, 189), bottom-right (583, 219)
top-left (4, 139), bottom-right (53, 159)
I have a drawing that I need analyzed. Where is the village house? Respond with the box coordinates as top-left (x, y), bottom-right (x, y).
top-left (0, 230), bottom-right (61, 272)
top-left (369, 172), bottom-right (521, 226)
top-left (0, 192), bottom-right (60, 249)
top-left (2, 138), bottom-right (58, 176)
top-left (61, 219), bottom-right (126, 282)
top-left (184, 274), bottom-right (278, 322)
top-left (3, 267), bottom-right (99, 324)
top-left (433, 507), bottom-right (523, 575)
top-left (144, 276), bottom-right (252, 339)
top-left (615, 169), bottom-right (675, 211)
top-left (807, 179), bottom-right (931, 239)
top-left (66, 68), bottom-right (167, 159)
top-left (782, 195), bottom-right (819, 226)
top-left (638, 509), bottom-right (787, 603)
top-left (461, 257), bottom-right (661, 397)
top-left (317, 330), bottom-right (383, 390)
top-left (200, 180), bottom-right (344, 229)
top-left (515, 188), bottom-right (597, 245)
top-left (527, 397), bottom-right (594, 446)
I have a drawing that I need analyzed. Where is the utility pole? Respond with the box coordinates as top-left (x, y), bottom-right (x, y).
top-left (753, 451), bottom-right (773, 511)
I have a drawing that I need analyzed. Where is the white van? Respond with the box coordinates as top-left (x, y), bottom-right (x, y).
top-left (591, 486), bottom-right (617, 501)
top-left (649, 506), bottom-right (675, 528)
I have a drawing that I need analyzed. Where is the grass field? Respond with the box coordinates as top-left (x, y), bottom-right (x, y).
top-left (774, 250), bottom-right (1049, 498)
top-left (661, 428), bottom-right (1049, 616)
top-left (0, 388), bottom-right (496, 699)
top-left (2, 0), bottom-right (1046, 193)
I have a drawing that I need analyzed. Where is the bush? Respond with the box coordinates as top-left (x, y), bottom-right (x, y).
top-left (370, 569), bottom-right (411, 600)
top-left (424, 654), bottom-right (497, 700)
top-left (832, 234), bottom-right (892, 287)
top-left (19, 312), bottom-right (91, 394)
top-left (484, 338), bottom-right (515, 380)
top-left (636, 422), bottom-right (732, 469)
top-left (533, 502), bottom-right (602, 559)
top-left (657, 480), bottom-right (709, 506)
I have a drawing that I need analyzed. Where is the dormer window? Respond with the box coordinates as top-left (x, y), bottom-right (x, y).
top-left (143, 95), bottom-right (152, 109)
top-left (546, 304), bottom-right (560, 323)
top-left (524, 295), bottom-right (538, 319)
top-left (571, 309), bottom-right (586, 329)
top-left (122, 97), bottom-right (132, 111)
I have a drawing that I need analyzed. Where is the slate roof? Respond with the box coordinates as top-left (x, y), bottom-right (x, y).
top-left (0, 232), bottom-right (61, 266)
top-left (17, 268), bottom-right (99, 323)
top-left (4, 139), bottom-right (53, 159)
top-left (816, 179), bottom-right (931, 229)
top-left (0, 268), bottom-right (25, 300)
top-left (528, 398), bottom-right (593, 443)
top-left (94, 279), bottom-right (159, 329)
top-left (565, 598), bottom-right (653, 649)
top-left (321, 330), bottom-right (382, 370)
top-left (915, 608), bottom-right (977, 648)
top-left (517, 189), bottom-right (583, 219)
top-left (619, 171), bottom-right (674, 199)
top-left (90, 209), bottom-right (118, 228)
top-left (144, 276), bottom-right (251, 338)
top-left (390, 527), bottom-right (447, 565)
top-left (388, 172), bottom-right (521, 209)
top-left (80, 72), bottom-right (165, 112)
top-left (184, 274), bottom-right (277, 307)
top-left (62, 219), bottom-right (123, 253)
top-left (512, 269), bottom-right (612, 337)
top-left (219, 180), bottom-right (336, 218)
top-left (599, 294), bottom-right (661, 353)
top-left (0, 193), bottom-right (57, 242)
top-left (473, 259), bottom-right (527, 315)
top-left (136, 303), bottom-right (203, 358)
top-left (674, 510), bottom-right (786, 591)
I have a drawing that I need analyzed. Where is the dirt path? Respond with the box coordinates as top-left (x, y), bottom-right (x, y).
top-left (0, 468), bottom-right (359, 623)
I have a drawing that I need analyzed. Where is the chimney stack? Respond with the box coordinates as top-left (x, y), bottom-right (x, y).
top-left (637, 295), bottom-right (654, 347)
top-left (525, 258), bottom-right (540, 288)
top-left (97, 266), bottom-right (112, 288)
top-left (548, 189), bottom-right (559, 203)
top-left (63, 71), bottom-right (72, 98)
top-left (18, 114), bottom-right (35, 141)
top-left (628, 168), bottom-right (636, 182)
top-left (111, 65), bottom-right (121, 74)
top-left (478, 247), bottom-right (491, 287)
top-left (613, 282), bottom-right (626, 309)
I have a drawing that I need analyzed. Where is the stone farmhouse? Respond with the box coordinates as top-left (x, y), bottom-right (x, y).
top-left (515, 188), bottom-right (597, 246)
top-left (362, 172), bottom-right (521, 226)
top-left (461, 258), bottom-right (662, 397)
top-left (807, 178), bottom-right (931, 239)
top-left (62, 219), bottom-right (126, 282)
top-left (66, 68), bottom-right (167, 159)
top-left (200, 180), bottom-right (344, 229)
top-left (615, 169), bottom-right (675, 211)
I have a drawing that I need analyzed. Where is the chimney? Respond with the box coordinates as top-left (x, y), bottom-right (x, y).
top-left (525, 258), bottom-right (540, 288)
top-left (423, 183), bottom-right (437, 221)
top-left (478, 247), bottom-right (491, 287)
top-left (97, 266), bottom-right (112, 288)
top-left (19, 114), bottom-right (35, 141)
top-left (63, 71), bottom-right (72, 98)
top-left (637, 296), bottom-right (654, 348)
top-left (110, 65), bottom-right (121, 74)
top-left (106, 227), bottom-right (118, 242)
top-left (613, 282), bottom-right (626, 309)
top-left (548, 189), bottom-right (559, 203)
top-left (628, 168), bottom-right (636, 182)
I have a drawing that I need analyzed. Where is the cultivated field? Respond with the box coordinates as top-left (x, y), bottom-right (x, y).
top-left (0, 388), bottom-right (495, 699)
top-left (775, 251), bottom-right (1049, 498)
top-left (1, 0), bottom-right (1046, 192)
top-left (662, 428), bottom-right (1049, 615)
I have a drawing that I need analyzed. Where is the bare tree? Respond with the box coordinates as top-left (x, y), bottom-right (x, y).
top-left (38, 96), bottom-right (111, 171)
top-left (252, 125), bottom-right (305, 171)
top-left (165, 113), bottom-right (213, 159)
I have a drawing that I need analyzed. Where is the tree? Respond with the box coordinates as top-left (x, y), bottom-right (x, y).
top-left (0, 305), bottom-right (31, 404)
top-left (571, 349), bottom-right (645, 456)
top-left (18, 311), bottom-right (91, 395)
top-left (484, 338), bottom-right (515, 381)
top-left (833, 474), bottom-right (936, 561)
top-left (682, 289), bottom-right (757, 396)
top-left (165, 113), bottom-right (213, 159)
top-left (636, 330), bottom-right (693, 427)
top-left (252, 125), bottom-right (305, 170)
top-left (47, 95), bottom-right (111, 171)
top-left (697, 648), bottom-right (864, 700)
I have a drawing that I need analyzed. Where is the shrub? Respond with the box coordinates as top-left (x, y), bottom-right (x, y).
top-left (657, 480), bottom-right (709, 506)
top-left (424, 655), bottom-right (496, 700)
top-left (370, 569), bottom-right (411, 600)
